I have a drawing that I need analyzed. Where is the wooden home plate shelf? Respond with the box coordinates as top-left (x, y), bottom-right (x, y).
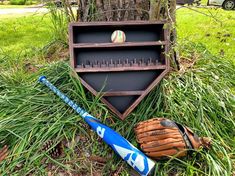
top-left (69, 21), bottom-right (170, 120)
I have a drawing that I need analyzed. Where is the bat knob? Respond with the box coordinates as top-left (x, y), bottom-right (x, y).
top-left (38, 76), bottom-right (47, 82)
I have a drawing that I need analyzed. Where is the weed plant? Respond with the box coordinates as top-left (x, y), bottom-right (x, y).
top-left (0, 41), bottom-right (234, 175)
top-left (48, 5), bottom-right (69, 44)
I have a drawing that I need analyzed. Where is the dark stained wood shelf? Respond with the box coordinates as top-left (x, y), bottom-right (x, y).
top-left (69, 21), bottom-right (170, 120)
top-left (73, 41), bottom-right (167, 48)
top-left (75, 65), bottom-right (167, 72)
top-left (101, 91), bottom-right (144, 96)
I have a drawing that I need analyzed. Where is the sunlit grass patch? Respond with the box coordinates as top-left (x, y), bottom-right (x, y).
top-left (177, 8), bottom-right (235, 61)
top-left (0, 14), bottom-right (52, 54)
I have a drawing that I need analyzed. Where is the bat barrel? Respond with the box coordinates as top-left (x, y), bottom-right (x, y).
top-left (38, 76), bottom-right (156, 176)
top-left (84, 114), bottom-right (156, 175)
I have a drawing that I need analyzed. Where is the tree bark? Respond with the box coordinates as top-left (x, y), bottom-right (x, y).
top-left (76, 0), bottom-right (178, 69)
top-left (77, 0), bottom-right (159, 22)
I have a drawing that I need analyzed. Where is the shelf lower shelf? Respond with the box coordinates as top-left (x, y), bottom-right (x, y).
top-left (72, 41), bottom-right (167, 48)
top-left (75, 65), bottom-right (167, 73)
top-left (101, 91), bottom-right (144, 96)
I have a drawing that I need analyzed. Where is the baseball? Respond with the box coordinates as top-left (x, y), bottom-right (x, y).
top-left (111, 30), bottom-right (126, 43)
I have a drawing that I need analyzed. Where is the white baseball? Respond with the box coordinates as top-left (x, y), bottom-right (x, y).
top-left (111, 30), bottom-right (126, 43)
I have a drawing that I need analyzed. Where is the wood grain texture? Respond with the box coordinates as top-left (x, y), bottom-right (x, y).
top-left (73, 41), bottom-right (167, 48)
top-left (75, 65), bottom-right (166, 72)
top-left (123, 68), bottom-right (170, 118)
top-left (101, 91), bottom-right (144, 96)
top-left (70, 20), bottom-right (166, 27)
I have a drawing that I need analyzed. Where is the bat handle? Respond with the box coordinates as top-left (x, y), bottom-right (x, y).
top-left (38, 76), bottom-right (88, 118)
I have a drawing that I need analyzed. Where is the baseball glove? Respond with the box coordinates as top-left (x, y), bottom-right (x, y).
top-left (0, 145), bottom-right (8, 163)
top-left (134, 118), bottom-right (211, 160)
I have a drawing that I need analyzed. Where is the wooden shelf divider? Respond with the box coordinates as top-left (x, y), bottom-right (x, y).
top-left (101, 91), bottom-right (144, 96)
top-left (73, 41), bottom-right (167, 49)
top-left (75, 64), bottom-right (166, 73)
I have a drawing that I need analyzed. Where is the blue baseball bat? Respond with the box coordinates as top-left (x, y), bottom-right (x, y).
top-left (39, 76), bottom-right (155, 176)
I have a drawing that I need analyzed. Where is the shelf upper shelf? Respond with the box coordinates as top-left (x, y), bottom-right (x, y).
top-left (72, 41), bottom-right (167, 49)
top-left (75, 64), bottom-right (167, 72)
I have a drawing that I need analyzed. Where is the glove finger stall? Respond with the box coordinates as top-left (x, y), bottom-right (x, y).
top-left (141, 138), bottom-right (185, 149)
top-left (136, 129), bottom-right (178, 139)
top-left (147, 148), bottom-right (187, 159)
top-left (135, 124), bottom-right (178, 134)
top-left (137, 133), bottom-right (182, 143)
top-left (141, 142), bottom-right (186, 152)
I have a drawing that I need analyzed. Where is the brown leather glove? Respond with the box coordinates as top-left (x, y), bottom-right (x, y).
top-left (134, 118), bottom-right (211, 160)
top-left (0, 145), bottom-right (8, 163)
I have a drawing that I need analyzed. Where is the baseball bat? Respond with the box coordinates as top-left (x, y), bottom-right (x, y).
top-left (39, 76), bottom-right (155, 176)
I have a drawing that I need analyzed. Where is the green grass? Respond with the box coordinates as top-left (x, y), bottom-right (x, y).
top-left (0, 14), bottom-right (55, 70)
top-left (0, 44), bottom-right (234, 175)
top-left (0, 7), bottom-right (234, 176)
top-left (0, 4), bottom-right (29, 8)
top-left (0, 4), bottom-right (37, 8)
top-left (177, 7), bottom-right (235, 61)
top-left (0, 14), bottom-right (51, 54)
top-left (200, 0), bottom-right (209, 5)
top-left (0, 0), bottom-right (38, 7)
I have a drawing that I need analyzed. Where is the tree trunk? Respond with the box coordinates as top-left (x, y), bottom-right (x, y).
top-left (77, 0), bottom-right (175, 21)
top-left (77, 0), bottom-right (165, 22)
top-left (76, 0), bottom-right (178, 68)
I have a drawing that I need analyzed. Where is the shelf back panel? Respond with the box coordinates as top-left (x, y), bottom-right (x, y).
top-left (104, 96), bottom-right (139, 114)
top-left (80, 70), bottom-right (163, 92)
top-left (73, 24), bottom-right (164, 43)
top-left (74, 46), bottom-right (163, 66)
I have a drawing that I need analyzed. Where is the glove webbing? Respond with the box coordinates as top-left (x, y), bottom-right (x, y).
top-left (176, 123), bottom-right (193, 150)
